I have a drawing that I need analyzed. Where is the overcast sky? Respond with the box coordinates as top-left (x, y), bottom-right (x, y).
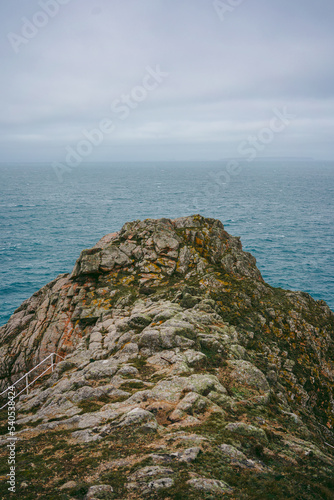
top-left (1, 0), bottom-right (334, 163)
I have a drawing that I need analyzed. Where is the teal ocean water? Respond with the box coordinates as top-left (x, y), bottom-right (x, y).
top-left (0, 161), bottom-right (333, 326)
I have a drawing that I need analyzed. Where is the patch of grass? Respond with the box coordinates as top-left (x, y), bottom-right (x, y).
top-left (18, 404), bottom-right (41, 415)
top-left (48, 415), bottom-right (70, 423)
top-left (120, 372), bottom-right (137, 379)
top-left (98, 470), bottom-right (128, 498)
top-left (68, 483), bottom-right (89, 499)
top-left (77, 400), bottom-right (102, 413)
top-left (130, 357), bottom-right (147, 370)
top-left (129, 357), bottom-right (156, 381)
top-left (182, 412), bottom-right (229, 445)
top-left (149, 373), bottom-right (166, 383)
top-left (0, 408), bottom-right (9, 420)
top-left (97, 394), bottom-right (114, 404)
top-left (26, 418), bottom-right (44, 427)
top-left (108, 395), bottom-right (130, 404)
top-left (120, 381), bottom-right (146, 391)
top-left (200, 345), bottom-right (226, 372)
top-left (0, 424), bottom-right (8, 435)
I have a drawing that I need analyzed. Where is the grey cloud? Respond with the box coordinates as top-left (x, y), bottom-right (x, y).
top-left (0, 0), bottom-right (333, 161)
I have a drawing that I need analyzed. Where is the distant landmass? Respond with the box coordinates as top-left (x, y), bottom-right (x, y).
top-left (218, 156), bottom-right (316, 162)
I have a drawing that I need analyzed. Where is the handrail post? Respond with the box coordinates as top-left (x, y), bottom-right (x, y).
top-left (0, 352), bottom-right (65, 409)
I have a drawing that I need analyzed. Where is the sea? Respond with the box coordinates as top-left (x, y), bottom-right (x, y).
top-left (0, 161), bottom-right (333, 326)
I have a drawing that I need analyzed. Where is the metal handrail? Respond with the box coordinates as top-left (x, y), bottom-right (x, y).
top-left (0, 352), bottom-right (64, 409)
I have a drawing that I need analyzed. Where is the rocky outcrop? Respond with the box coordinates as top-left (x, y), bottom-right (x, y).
top-left (0, 215), bottom-right (333, 499)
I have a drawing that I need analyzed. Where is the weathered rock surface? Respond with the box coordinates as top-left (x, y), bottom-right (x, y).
top-left (0, 215), bottom-right (333, 499)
